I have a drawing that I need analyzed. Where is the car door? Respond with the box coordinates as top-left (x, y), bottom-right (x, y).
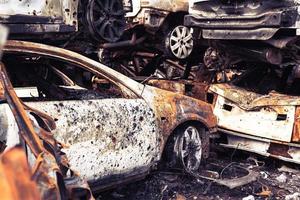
top-left (7, 56), bottom-right (160, 186)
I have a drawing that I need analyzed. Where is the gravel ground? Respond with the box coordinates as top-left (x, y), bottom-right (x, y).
top-left (96, 148), bottom-right (300, 200)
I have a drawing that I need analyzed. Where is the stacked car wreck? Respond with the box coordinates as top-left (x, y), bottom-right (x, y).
top-left (182, 0), bottom-right (300, 165)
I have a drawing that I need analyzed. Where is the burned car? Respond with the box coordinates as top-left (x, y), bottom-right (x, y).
top-left (149, 65), bottom-right (300, 165)
top-left (207, 83), bottom-right (300, 164)
top-left (99, 0), bottom-right (197, 79)
top-left (1, 40), bottom-right (217, 191)
top-left (0, 0), bottom-right (126, 43)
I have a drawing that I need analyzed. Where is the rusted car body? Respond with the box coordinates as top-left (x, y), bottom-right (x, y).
top-left (207, 84), bottom-right (300, 164)
top-left (1, 40), bottom-right (216, 191)
top-left (0, 147), bottom-right (40, 200)
top-left (148, 78), bottom-right (300, 165)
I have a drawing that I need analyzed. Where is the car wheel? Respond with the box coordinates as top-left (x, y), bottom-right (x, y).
top-left (86, 0), bottom-right (126, 42)
top-left (176, 125), bottom-right (205, 173)
top-left (165, 25), bottom-right (194, 60)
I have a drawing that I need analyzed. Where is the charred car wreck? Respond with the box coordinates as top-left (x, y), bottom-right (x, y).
top-left (180, 0), bottom-right (300, 165)
top-left (0, 40), bottom-right (220, 192)
top-left (149, 66), bottom-right (300, 166)
top-left (185, 0), bottom-right (300, 79)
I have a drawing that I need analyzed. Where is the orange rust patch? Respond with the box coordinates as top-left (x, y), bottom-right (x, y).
top-left (292, 106), bottom-right (300, 143)
top-left (0, 147), bottom-right (40, 200)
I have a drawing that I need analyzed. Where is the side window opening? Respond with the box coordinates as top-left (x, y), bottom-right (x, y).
top-left (3, 54), bottom-right (124, 101)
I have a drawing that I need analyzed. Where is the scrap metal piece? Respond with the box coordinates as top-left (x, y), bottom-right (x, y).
top-left (0, 146), bottom-right (40, 200)
top-left (192, 165), bottom-right (259, 189)
top-left (213, 168), bottom-right (259, 189)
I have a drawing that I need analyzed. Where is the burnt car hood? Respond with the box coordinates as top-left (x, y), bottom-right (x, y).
top-left (209, 83), bottom-right (300, 110)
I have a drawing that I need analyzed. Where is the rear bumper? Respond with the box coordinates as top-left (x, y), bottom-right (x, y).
top-left (0, 15), bottom-right (76, 34)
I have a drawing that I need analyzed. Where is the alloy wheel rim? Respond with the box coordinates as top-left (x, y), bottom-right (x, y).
top-left (169, 26), bottom-right (194, 59)
top-left (179, 126), bottom-right (202, 172)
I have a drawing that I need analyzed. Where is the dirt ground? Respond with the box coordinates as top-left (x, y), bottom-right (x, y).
top-left (96, 148), bottom-right (300, 200)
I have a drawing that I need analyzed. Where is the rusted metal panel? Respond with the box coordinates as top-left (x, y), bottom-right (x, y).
top-left (24, 99), bottom-right (160, 182)
top-left (142, 85), bottom-right (217, 156)
top-left (293, 106), bottom-right (300, 142)
top-left (147, 80), bottom-right (186, 94)
top-left (0, 147), bottom-right (40, 200)
top-left (141, 0), bottom-right (189, 12)
top-left (146, 79), bottom-right (209, 101)
top-left (214, 95), bottom-right (295, 142)
top-left (0, 0), bottom-right (79, 27)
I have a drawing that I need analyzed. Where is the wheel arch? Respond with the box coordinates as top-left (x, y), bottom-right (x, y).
top-left (159, 11), bottom-right (189, 33)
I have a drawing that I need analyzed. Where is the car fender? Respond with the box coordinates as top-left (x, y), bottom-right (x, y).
top-left (141, 85), bottom-right (217, 153)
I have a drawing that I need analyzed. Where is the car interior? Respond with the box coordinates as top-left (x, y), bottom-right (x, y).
top-left (2, 53), bottom-right (124, 102)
